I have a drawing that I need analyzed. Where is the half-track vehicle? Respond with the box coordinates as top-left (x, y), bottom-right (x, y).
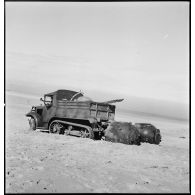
top-left (134, 123), bottom-right (162, 144)
top-left (26, 89), bottom-right (124, 139)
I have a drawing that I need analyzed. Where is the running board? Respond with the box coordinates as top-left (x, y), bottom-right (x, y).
top-left (36, 129), bottom-right (49, 132)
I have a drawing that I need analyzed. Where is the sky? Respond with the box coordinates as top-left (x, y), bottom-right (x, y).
top-left (5, 2), bottom-right (189, 120)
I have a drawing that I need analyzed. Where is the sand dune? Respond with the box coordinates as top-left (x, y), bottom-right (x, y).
top-left (5, 94), bottom-right (189, 193)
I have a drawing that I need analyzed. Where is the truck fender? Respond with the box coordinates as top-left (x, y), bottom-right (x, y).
top-left (26, 112), bottom-right (41, 127)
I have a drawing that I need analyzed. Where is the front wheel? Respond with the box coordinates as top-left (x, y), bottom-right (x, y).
top-left (29, 118), bottom-right (36, 130)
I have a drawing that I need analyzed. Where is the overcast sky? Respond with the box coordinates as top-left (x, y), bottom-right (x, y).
top-left (6, 2), bottom-right (189, 105)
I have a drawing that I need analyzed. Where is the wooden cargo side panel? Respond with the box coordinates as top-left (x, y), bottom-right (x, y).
top-left (90, 103), bottom-right (115, 121)
top-left (56, 101), bottom-right (91, 120)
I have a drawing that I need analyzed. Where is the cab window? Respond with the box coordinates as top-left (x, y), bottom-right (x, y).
top-left (44, 95), bottom-right (53, 106)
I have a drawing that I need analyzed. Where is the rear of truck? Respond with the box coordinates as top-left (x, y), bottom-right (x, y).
top-left (55, 100), bottom-right (116, 124)
top-left (48, 99), bottom-right (116, 139)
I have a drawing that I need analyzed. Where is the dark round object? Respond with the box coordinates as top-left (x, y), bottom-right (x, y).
top-left (29, 118), bottom-right (36, 130)
top-left (104, 121), bottom-right (141, 145)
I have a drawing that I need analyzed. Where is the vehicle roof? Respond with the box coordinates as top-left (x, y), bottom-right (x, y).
top-left (44, 89), bottom-right (83, 101)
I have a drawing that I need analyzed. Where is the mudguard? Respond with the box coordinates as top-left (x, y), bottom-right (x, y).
top-left (26, 112), bottom-right (42, 128)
